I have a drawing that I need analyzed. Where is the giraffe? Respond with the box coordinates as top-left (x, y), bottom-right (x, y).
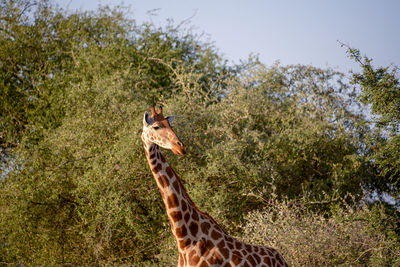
top-left (141, 106), bottom-right (288, 267)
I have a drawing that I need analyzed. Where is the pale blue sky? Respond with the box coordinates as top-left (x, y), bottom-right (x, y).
top-left (56, 0), bottom-right (400, 73)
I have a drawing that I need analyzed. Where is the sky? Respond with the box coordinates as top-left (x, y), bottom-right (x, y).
top-left (55, 0), bottom-right (400, 73)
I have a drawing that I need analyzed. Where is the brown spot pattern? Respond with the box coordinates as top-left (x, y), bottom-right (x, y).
top-left (197, 238), bottom-right (215, 257)
top-left (277, 254), bottom-right (284, 265)
top-left (220, 246), bottom-right (230, 259)
top-left (217, 239), bottom-right (225, 249)
top-left (235, 240), bottom-right (243, 250)
top-left (247, 254), bottom-right (256, 265)
top-left (184, 212), bottom-right (190, 223)
top-left (169, 211), bottom-right (182, 222)
top-left (181, 200), bottom-right (188, 211)
top-left (143, 126), bottom-right (289, 267)
top-left (192, 210), bottom-right (199, 221)
top-left (172, 180), bottom-right (180, 194)
top-left (233, 250), bottom-right (242, 258)
top-left (245, 244), bottom-right (252, 251)
top-left (231, 251), bottom-right (242, 264)
top-left (189, 222), bottom-right (198, 237)
top-left (260, 248), bottom-right (267, 256)
top-left (225, 236), bottom-right (233, 243)
top-left (175, 225), bottom-right (187, 238)
top-left (179, 238), bottom-right (191, 250)
top-left (198, 239), bottom-right (207, 255)
top-left (211, 229), bottom-right (222, 240)
top-left (158, 175), bottom-right (169, 188)
top-left (152, 163), bottom-right (162, 173)
top-left (208, 250), bottom-right (223, 264)
top-left (167, 194), bottom-right (179, 209)
top-left (253, 253), bottom-right (261, 264)
top-left (188, 250), bottom-right (200, 265)
top-left (160, 153), bottom-right (166, 163)
top-left (165, 166), bottom-right (174, 178)
top-left (201, 222), bottom-right (210, 235)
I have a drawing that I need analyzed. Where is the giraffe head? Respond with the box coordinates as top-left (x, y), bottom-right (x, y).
top-left (142, 106), bottom-right (186, 155)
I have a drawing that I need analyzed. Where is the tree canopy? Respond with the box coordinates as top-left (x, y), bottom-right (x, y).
top-left (1, 1), bottom-right (399, 266)
top-left (341, 42), bottom-right (400, 191)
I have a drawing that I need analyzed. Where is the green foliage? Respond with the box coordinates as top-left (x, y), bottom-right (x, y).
top-left (241, 197), bottom-right (400, 266)
top-left (0, 0), bottom-right (230, 156)
top-left (345, 47), bottom-right (400, 130)
top-left (159, 63), bottom-right (375, 240)
top-left (342, 42), bottom-right (400, 197)
top-left (210, 64), bottom-right (371, 201)
top-left (1, 2), bottom-right (399, 266)
top-left (0, 1), bottom-right (228, 265)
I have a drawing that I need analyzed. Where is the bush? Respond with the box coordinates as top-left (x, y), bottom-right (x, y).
top-left (241, 197), bottom-right (400, 266)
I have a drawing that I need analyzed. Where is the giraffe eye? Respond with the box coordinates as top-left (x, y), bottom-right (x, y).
top-left (153, 126), bottom-right (160, 130)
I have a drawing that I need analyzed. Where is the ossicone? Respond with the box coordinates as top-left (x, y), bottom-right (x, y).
top-left (151, 106), bottom-right (163, 116)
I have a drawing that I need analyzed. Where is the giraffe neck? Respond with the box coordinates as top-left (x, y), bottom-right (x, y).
top-left (142, 135), bottom-right (288, 266)
top-left (141, 135), bottom-right (227, 253)
top-left (142, 136), bottom-right (199, 245)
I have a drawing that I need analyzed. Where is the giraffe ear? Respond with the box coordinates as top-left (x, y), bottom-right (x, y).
top-left (144, 112), bottom-right (154, 125)
top-left (166, 115), bottom-right (175, 125)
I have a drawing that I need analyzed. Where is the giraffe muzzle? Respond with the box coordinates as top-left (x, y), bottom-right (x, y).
top-left (172, 141), bottom-right (186, 155)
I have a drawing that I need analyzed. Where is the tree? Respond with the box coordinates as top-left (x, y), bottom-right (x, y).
top-left (0, 1), bottom-right (232, 265)
top-left (195, 63), bottom-right (373, 206)
top-left (1, 1), bottom-right (397, 265)
top-left (341, 42), bottom-right (400, 201)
